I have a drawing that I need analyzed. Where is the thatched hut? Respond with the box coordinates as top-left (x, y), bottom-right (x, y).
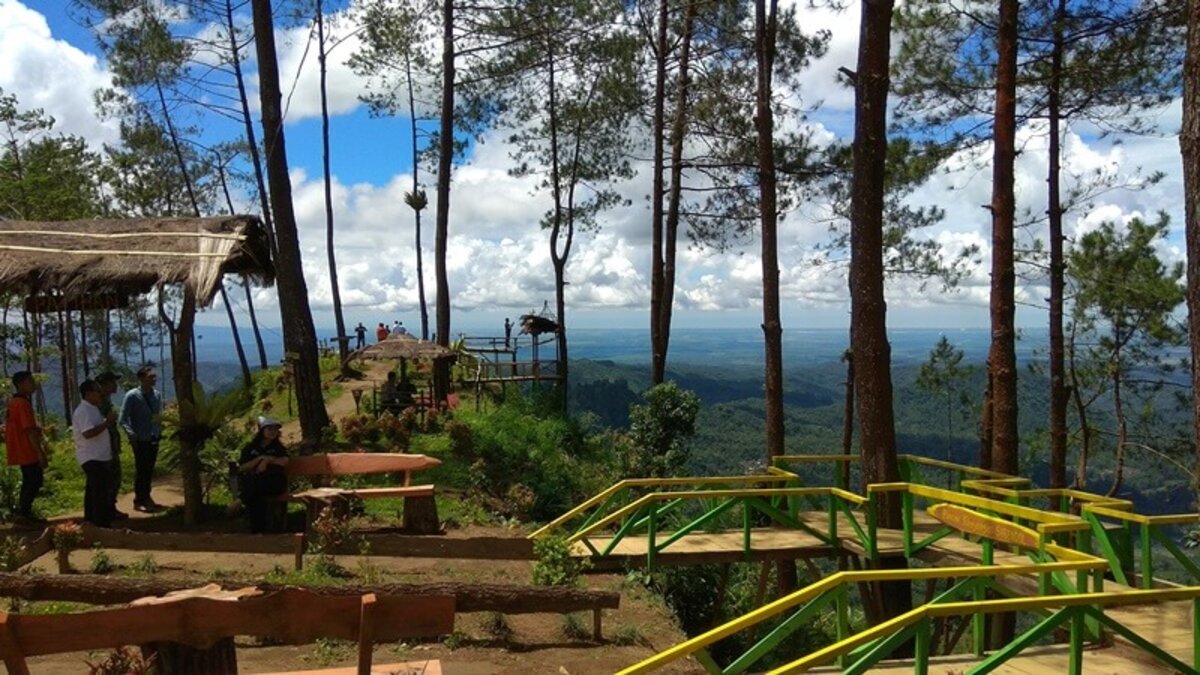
top-left (0, 215), bottom-right (274, 524)
top-left (0, 216), bottom-right (273, 306)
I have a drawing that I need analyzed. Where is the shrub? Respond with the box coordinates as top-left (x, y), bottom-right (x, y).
top-left (532, 533), bottom-right (589, 586)
top-left (0, 536), bottom-right (25, 572)
top-left (89, 547), bottom-right (113, 575)
top-left (446, 420), bottom-right (475, 459)
top-left (127, 554), bottom-right (158, 575)
top-left (562, 613), bottom-right (591, 641)
top-left (624, 383), bottom-right (700, 478)
top-left (480, 612), bottom-right (513, 640)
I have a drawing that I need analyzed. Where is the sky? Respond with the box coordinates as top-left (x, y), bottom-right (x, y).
top-left (0, 0), bottom-right (1188, 338)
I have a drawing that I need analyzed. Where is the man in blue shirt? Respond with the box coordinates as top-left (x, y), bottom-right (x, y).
top-left (119, 366), bottom-right (162, 512)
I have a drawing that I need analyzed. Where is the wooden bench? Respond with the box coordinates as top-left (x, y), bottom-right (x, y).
top-left (0, 584), bottom-right (454, 675)
top-left (272, 453), bottom-right (442, 534)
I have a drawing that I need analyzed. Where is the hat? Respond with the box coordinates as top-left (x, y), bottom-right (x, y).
top-left (258, 416), bottom-right (283, 429)
top-left (95, 372), bottom-right (119, 384)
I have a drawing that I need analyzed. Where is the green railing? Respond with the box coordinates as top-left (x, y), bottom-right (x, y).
top-left (617, 559), bottom-right (1110, 674)
top-left (560, 486), bottom-right (869, 570)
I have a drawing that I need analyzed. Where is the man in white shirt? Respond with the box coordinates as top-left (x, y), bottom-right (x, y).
top-left (73, 379), bottom-right (116, 527)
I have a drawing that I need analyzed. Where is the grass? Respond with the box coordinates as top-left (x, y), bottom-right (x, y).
top-left (612, 624), bottom-right (645, 646)
top-left (562, 613), bottom-right (592, 641)
top-left (480, 612), bottom-right (513, 640)
top-left (125, 554), bottom-right (159, 575)
top-left (309, 638), bottom-right (353, 666)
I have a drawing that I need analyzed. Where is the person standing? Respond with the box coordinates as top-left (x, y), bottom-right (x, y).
top-left (119, 366), bottom-right (162, 512)
top-left (504, 317), bottom-right (513, 348)
top-left (238, 416), bottom-right (289, 533)
top-left (5, 371), bottom-right (47, 527)
top-left (376, 322), bottom-right (389, 343)
top-left (354, 322), bottom-right (367, 349)
top-left (94, 372), bottom-right (128, 521)
top-left (73, 379), bottom-right (115, 528)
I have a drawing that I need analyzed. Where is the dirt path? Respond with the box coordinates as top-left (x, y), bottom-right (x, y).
top-left (279, 360), bottom-right (393, 445)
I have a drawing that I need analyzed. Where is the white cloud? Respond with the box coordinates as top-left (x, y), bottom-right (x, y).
top-left (0, 0), bottom-right (119, 145)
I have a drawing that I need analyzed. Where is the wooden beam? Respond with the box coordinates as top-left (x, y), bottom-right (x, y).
top-left (0, 573), bottom-right (619, 615)
top-left (7, 589), bottom-right (454, 656)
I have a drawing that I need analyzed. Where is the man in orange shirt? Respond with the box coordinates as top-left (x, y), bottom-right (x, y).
top-left (6, 371), bottom-right (47, 527)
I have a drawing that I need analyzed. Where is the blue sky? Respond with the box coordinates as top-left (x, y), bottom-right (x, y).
top-left (0, 0), bottom-right (1188, 336)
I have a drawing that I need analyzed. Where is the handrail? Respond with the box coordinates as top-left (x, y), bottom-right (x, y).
top-left (617, 560), bottom-right (1108, 674)
top-left (529, 474), bottom-right (798, 539)
top-left (569, 487), bottom-right (859, 543)
top-left (1082, 503), bottom-right (1200, 526)
top-left (871, 482), bottom-right (1085, 526)
top-left (769, 587), bottom-right (1200, 674)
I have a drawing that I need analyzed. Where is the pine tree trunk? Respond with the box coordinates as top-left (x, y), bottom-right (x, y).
top-left (220, 284), bottom-right (252, 390)
top-left (252, 0), bottom-right (331, 441)
top-left (242, 278), bottom-right (268, 370)
top-left (1182, 0), bottom-right (1200, 491)
top-left (840, 349), bottom-right (854, 489)
top-left (317, 0), bottom-right (349, 371)
top-left (756, 0), bottom-right (785, 463)
top-left (649, 0), bottom-right (668, 385)
top-left (405, 52), bottom-right (430, 342)
top-left (432, 0), bottom-right (456, 403)
top-left (174, 287), bottom-right (202, 525)
top-left (850, 0), bottom-right (910, 624)
top-left (988, 0), bottom-right (1020, 477)
top-left (1047, 0), bottom-right (1068, 491)
top-left (226, 0), bottom-right (278, 262)
top-left (658, 0), bottom-right (698, 386)
top-left (979, 367), bottom-right (993, 470)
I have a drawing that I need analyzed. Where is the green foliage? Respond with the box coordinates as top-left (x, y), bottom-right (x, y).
top-left (310, 638), bottom-right (353, 666)
top-left (0, 536), bottom-right (25, 572)
top-left (89, 546), bottom-right (113, 575)
top-left (531, 533), bottom-right (590, 587)
top-left (625, 383), bottom-right (701, 478)
top-left (561, 613), bottom-right (591, 641)
top-left (480, 612), bottom-right (513, 640)
top-left (461, 394), bottom-right (614, 520)
top-left (916, 337), bottom-right (975, 449)
top-left (611, 624), bottom-right (644, 646)
top-left (170, 384), bottom-right (253, 447)
top-left (127, 554), bottom-right (159, 575)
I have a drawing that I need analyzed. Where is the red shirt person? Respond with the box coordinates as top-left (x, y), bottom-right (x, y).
top-left (375, 323), bottom-right (389, 343)
top-left (5, 371), bottom-right (47, 526)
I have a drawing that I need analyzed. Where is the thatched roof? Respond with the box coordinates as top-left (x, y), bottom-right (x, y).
top-left (355, 334), bottom-right (457, 361)
top-left (0, 215), bottom-right (273, 307)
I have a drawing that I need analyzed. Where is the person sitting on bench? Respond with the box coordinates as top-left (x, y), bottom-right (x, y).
top-left (239, 416), bottom-right (290, 533)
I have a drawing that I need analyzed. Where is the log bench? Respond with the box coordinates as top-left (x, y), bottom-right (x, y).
top-left (0, 584), bottom-right (454, 675)
top-left (269, 453), bottom-right (442, 534)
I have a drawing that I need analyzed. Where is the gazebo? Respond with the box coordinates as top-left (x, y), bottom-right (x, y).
top-left (0, 215), bottom-right (274, 523)
top-left (352, 334), bottom-right (457, 408)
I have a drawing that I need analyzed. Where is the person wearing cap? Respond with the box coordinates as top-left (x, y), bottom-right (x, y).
top-left (238, 416), bottom-right (290, 533)
top-left (94, 372), bottom-right (128, 521)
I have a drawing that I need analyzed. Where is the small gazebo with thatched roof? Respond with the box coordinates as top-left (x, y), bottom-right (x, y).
top-left (0, 215), bottom-right (274, 524)
top-left (0, 215), bottom-right (273, 307)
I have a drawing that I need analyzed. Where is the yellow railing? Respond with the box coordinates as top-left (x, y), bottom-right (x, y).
top-left (617, 559), bottom-right (1109, 674)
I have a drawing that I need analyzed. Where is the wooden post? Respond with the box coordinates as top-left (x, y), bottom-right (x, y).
top-left (357, 594), bottom-right (377, 675)
top-left (592, 607), bottom-right (603, 642)
top-left (140, 638), bottom-right (237, 675)
top-left (293, 533), bottom-right (306, 571)
top-left (403, 495), bottom-right (440, 534)
top-left (0, 614), bottom-right (31, 675)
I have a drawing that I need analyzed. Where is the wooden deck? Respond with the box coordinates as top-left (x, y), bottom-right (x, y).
top-left (574, 510), bottom-right (949, 569)
top-left (809, 600), bottom-right (1195, 674)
